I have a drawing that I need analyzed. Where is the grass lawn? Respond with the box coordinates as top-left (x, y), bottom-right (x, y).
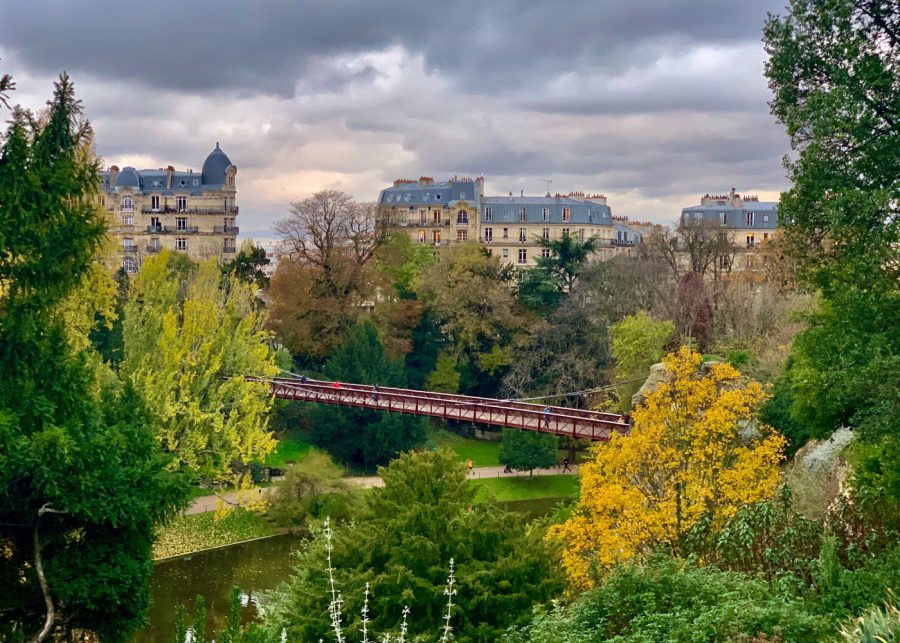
top-left (427, 427), bottom-right (501, 466)
top-left (470, 474), bottom-right (580, 503)
top-left (265, 432), bottom-right (313, 468)
top-left (153, 508), bottom-right (275, 560)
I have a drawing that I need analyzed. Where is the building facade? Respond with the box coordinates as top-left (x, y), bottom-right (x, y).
top-left (378, 176), bottom-right (640, 267)
top-left (99, 143), bottom-right (239, 273)
top-left (680, 189), bottom-right (778, 248)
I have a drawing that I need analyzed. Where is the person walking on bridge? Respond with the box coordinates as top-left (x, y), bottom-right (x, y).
top-left (371, 384), bottom-right (380, 403)
top-left (543, 406), bottom-right (552, 430)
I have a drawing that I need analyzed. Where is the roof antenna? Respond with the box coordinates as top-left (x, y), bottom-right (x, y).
top-left (539, 178), bottom-right (552, 196)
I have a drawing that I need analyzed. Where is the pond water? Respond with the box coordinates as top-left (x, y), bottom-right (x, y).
top-left (132, 497), bottom-right (569, 641)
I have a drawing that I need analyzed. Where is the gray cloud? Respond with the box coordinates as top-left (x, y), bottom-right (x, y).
top-left (1, 0), bottom-right (784, 96)
top-left (0, 0), bottom-right (792, 238)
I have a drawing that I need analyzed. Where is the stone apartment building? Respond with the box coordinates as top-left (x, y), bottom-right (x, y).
top-left (377, 176), bottom-right (641, 267)
top-left (99, 143), bottom-right (239, 273)
top-left (680, 189), bottom-right (779, 270)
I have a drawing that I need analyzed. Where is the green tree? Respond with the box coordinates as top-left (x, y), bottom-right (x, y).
top-left (122, 250), bottom-right (278, 487)
top-left (764, 0), bottom-right (900, 505)
top-left (266, 450), bottom-right (358, 528)
top-left (415, 244), bottom-right (527, 390)
top-left (500, 427), bottom-right (558, 477)
top-left (426, 351), bottom-right (461, 393)
top-left (0, 75), bottom-right (188, 641)
top-left (517, 267), bottom-right (563, 315)
top-left (535, 231), bottom-right (597, 293)
top-left (308, 322), bottom-right (426, 467)
top-left (222, 242), bottom-right (270, 290)
top-left (610, 311), bottom-right (675, 409)
top-left (267, 450), bottom-right (563, 641)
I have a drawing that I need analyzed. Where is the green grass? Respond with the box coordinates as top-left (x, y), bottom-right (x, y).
top-left (427, 427), bottom-right (501, 466)
top-left (153, 508), bottom-right (275, 560)
top-left (265, 432), bottom-right (313, 468)
top-left (470, 474), bottom-right (579, 503)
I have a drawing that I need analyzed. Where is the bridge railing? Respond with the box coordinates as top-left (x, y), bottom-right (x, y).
top-left (249, 377), bottom-right (630, 441)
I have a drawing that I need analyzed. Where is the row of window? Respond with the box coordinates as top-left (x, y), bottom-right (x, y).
top-left (684, 211), bottom-right (772, 227)
top-left (121, 239), bottom-right (237, 272)
top-left (483, 207), bottom-right (570, 222)
top-left (482, 227), bottom-right (584, 242)
top-left (120, 196), bottom-right (190, 212)
top-left (491, 248), bottom-right (549, 263)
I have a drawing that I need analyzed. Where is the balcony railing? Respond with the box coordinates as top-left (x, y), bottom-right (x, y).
top-left (147, 225), bottom-right (199, 234)
top-left (122, 245), bottom-right (138, 253)
top-left (141, 206), bottom-right (239, 215)
top-left (147, 245), bottom-right (162, 254)
top-left (223, 245), bottom-right (237, 254)
top-left (213, 226), bottom-right (240, 234)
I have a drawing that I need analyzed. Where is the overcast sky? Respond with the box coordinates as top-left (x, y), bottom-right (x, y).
top-left (0, 0), bottom-right (791, 238)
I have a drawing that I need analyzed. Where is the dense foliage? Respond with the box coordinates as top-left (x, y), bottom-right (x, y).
top-left (500, 427), bottom-right (558, 476)
top-left (308, 322), bottom-right (427, 467)
top-left (0, 76), bottom-right (188, 641)
top-left (266, 450), bottom-right (563, 641)
top-left (764, 0), bottom-right (900, 505)
top-left (122, 251), bottom-right (278, 487)
top-left (550, 349), bottom-right (785, 588)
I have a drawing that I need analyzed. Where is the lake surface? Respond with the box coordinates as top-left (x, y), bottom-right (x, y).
top-left (133, 496), bottom-right (569, 640)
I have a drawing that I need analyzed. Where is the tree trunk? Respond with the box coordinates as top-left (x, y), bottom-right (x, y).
top-left (29, 526), bottom-right (54, 643)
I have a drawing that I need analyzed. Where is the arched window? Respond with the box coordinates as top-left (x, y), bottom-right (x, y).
top-left (122, 257), bottom-right (137, 274)
top-left (456, 210), bottom-right (468, 225)
top-left (121, 196), bottom-right (134, 212)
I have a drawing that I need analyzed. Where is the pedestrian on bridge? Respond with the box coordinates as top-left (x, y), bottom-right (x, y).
top-left (543, 406), bottom-right (552, 430)
top-left (371, 384), bottom-right (380, 402)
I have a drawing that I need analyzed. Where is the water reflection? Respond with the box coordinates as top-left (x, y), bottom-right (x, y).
top-left (132, 534), bottom-right (297, 641)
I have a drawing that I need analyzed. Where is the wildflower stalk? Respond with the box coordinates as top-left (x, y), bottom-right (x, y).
top-left (440, 559), bottom-right (456, 642)
top-left (360, 582), bottom-right (370, 643)
top-left (324, 519), bottom-right (345, 643)
top-left (399, 605), bottom-right (410, 643)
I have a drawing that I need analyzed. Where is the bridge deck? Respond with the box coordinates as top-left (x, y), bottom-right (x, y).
top-left (252, 377), bottom-right (630, 441)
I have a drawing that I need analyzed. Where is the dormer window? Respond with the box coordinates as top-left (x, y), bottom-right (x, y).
top-left (519, 207), bottom-right (527, 222)
top-left (121, 197), bottom-right (134, 212)
top-left (193, 179), bottom-right (199, 186)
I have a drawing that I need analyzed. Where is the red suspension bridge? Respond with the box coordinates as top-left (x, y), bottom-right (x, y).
top-left (249, 376), bottom-right (630, 441)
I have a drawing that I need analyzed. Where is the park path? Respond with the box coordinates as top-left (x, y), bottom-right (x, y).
top-left (185, 464), bottom-right (579, 515)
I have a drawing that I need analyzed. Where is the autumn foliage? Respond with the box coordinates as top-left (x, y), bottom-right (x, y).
top-left (549, 348), bottom-right (785, 588)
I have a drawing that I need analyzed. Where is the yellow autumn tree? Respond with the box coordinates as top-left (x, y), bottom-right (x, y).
top-left (123, 250), bottom-right (278, 490)
top-left (549, 347), bottom-right (785, 588)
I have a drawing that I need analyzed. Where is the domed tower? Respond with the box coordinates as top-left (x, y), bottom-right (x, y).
top-left (201, 142), bottom-right (236, 189)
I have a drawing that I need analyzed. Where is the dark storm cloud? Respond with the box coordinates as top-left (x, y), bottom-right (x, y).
top-left (0, 0), bottom-right (784, 96)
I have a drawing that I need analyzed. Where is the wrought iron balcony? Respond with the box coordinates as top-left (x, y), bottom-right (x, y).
top-left (213, 226), bottom-right (240, 234)
top-left (141, 206), bottom-right (239, 215)
top-left (121, 245), bottom-right (138, 253)
top-left (146, 245), bottom-right (162, 254)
